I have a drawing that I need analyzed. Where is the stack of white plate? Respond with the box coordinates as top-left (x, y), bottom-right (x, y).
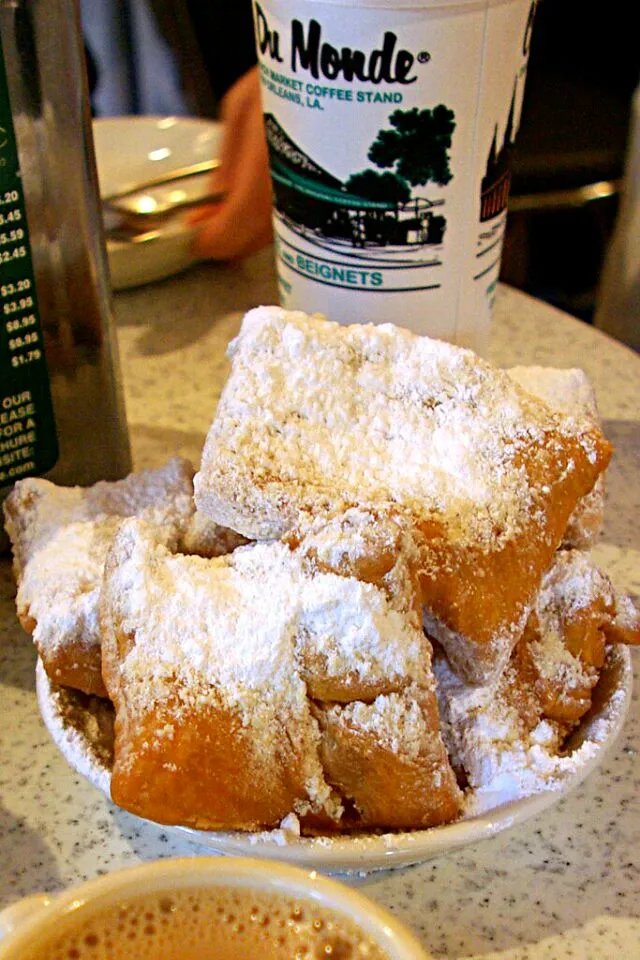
top-left (93, 115), bottom-right (221, 290)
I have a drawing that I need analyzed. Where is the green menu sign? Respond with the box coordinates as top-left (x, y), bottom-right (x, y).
top-left (0, 32), bottom-right (58, 486)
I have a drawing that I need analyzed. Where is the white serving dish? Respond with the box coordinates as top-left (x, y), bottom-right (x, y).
top-left (36, 646), bottom-right (632, 876)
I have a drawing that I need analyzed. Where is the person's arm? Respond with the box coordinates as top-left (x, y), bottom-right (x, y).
top-left (189, 65), bottom-right (273, 261)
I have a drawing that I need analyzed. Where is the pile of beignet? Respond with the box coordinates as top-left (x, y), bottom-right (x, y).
top-left (5, 308), bottom-right (638, 834)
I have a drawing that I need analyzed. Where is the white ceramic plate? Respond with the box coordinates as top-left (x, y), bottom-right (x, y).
top-left (92, 116), bottom-right (222, 290)
top-left (36, 646), bottom-right (632, 875)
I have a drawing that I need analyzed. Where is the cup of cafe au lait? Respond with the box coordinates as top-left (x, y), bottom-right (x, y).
top-left (0, 857), bottom-right (433, 959)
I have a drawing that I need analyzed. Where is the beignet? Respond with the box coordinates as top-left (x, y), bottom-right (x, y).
top-left (435, 549), bottom-right (638, 806)
top-left (100, 509), bottom-right (462, 832)
top-left (195, 308), bottom-right (611, 683)
top-left (3, 459), bottom-right (244, 697)
top-left (507, 366), bottom-right (604, 549)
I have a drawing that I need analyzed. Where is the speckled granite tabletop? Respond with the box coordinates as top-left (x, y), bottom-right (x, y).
top-left (1, 253), bottom-right (638, 959)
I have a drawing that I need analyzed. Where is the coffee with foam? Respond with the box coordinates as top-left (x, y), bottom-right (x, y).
top-left (19, 886), bottom-right (390, 959)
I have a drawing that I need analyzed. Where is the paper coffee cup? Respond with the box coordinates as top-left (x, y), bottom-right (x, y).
top-left (253, 0), bottom-right (536, 350)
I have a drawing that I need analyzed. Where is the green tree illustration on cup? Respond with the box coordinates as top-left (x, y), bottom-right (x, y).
top-left (345, 106), bottom-right (455, 246)
top-left (367, 105), bottom-right (456, 187)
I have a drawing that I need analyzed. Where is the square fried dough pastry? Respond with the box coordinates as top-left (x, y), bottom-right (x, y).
top-left (3, 459), bottom-right (244, 698)
top-left (195, 307), bottom-right (611, 684)
top-left (435, 549), bottom-right (638, 811)
top-left (507, 366), bottom-right (604, 549)
top-left (100, 507), bottom-right (463, 833)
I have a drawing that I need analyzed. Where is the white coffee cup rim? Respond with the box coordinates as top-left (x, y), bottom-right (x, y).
top-left (0, 857), bottom-right (432, 959)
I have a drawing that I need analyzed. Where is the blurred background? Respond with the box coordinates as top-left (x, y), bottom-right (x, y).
top-left (81, 0), bottom-right (639, 346)
top-left (501, 0), bottom-right (639, 331)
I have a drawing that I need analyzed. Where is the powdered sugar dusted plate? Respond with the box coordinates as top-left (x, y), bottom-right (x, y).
top-left (36, 648), bottom-right (632, 874)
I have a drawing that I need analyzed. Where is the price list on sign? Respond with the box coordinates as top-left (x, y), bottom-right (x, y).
top-left (0, 34), bottom-right (58, 486)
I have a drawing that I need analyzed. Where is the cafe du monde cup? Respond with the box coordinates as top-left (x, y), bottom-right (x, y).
top-left (253, 0), bottom-right (537, 351)
top-left (0, 857), bottom-right (433, 960)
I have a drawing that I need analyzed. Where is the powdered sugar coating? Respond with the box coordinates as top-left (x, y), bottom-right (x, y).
top-left (195, 311), bottom-right (610, 685)
top-left (423, 604), bottom-right (532, 689)
top-left (103, 522), bottom-right (338, 821)
top-left (195, 308), bottom-right (603, 548)
top-left (105, 517), bottom-right (430, 723)
top-left (4, 460), bottom-right (251, 683)
top-left (100, 512), bottom-right (453, 829)
top-left (331, 692), bottom-right (435, 762)
top-left (434, 549), bottom-right (636, 815)
top-left (3, 460), bottom-right (196, 694)
top-left (35, 644), bottom-right (632, 861)
top-left (507, 366), bottom-right (599, 421)
top-left (294, 507), bottom-right (413, 575)
top-left (4, 460), bottom-right (196, 666)
top-left (536, 548), bottom-right (615, 625)
top-left (507, 366), bottom-right (604, 548)
top-left (434, 646), bottom-right (628, 817)
top-left (20, 515), bottom-right (126, 657)
top-left (4, 457), bottom-right (195, 578)
top-left (613, 593), bottom-right (640, 636)
top-left (292, 506), bottom-right (422, 624)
